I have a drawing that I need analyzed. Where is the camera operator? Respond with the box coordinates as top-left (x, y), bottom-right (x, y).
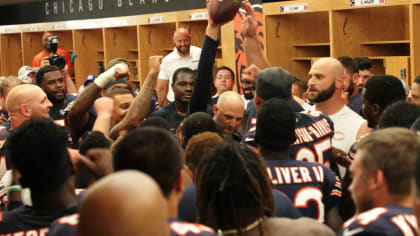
top-left (32, 32), bottom-right (77, 94)
top-left (32, 32), bottom-right (72, 71)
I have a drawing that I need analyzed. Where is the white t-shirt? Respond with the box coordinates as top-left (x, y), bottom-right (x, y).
top-left (328, 105), bottom-right (365, 177)
top-left (158, 46), bottom-right (202, 102)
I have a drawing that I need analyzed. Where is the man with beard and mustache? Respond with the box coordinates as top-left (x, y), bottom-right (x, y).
top-left (36, 65), bottom-right (76, 127)
top-left (355, 57), bottom-right (374, 91)
top-left (338, 56), bottom-right (363, 116)
top-left (156, 28), bottom-right (201, 106)
top-left (240, 64), bottom-right (259, 109)
top-left (307, 58), bottom-right (366, 178)
top-left (151, 67), bottom-right (195, 133)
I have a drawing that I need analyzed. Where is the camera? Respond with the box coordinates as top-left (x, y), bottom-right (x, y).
top-left (46, 36), bottom-right (66, 70)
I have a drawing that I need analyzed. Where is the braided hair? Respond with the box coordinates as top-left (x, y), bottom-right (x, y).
top-left (196, 141), bottom-right (274, 235)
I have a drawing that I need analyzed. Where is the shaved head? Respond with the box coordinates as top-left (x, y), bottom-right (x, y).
top-left (217, 91), bottom-right (245, 109)
top-left (308, 57), bottom-right (345, 104)
top-left (214, 91), bottom-right (244, 137)
top-left (173, 28), bottom-right (191, 56)
top-left (78, 170), bottom-right (169, 236)
top-left (6, 84), bottom-right (52, 124)
top-left (312, 58), bottom-right (345, 79)
top-left (42, 32), bottom-right (53, 51)
top-left (42, 31), bottom-right (53, 40)
top-left (173, 28), bottom-right (191, 39)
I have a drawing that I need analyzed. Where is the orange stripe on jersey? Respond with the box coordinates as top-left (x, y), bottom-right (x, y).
top-left (331, 190), bottom-right (342, 197)
top-left (247, 145), bottom-right (259, 154)
top-left (0, 196), bottom-right (8, 203)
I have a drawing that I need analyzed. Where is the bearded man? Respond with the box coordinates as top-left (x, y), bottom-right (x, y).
top-left (307, 58), bottom-right (367, 177)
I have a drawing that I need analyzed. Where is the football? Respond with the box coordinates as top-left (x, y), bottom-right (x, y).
top-left (209, 0), bottom-right (241, 24)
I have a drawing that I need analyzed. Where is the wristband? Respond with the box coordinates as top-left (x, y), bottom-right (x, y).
top-left (7, 185), bottom-right (22, 193)
top-left (94, 63), bottom-right (127, 88)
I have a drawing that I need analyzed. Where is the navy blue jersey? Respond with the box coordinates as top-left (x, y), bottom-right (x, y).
top-left (50, 94), bottom-right (77, 127)
top-left (243, 100), bottom-right (307, 136)
top-left (47, 213), bottom-right (78, 236)
top-left (150, 102), bottom-right (185, 133)
top-left (169, 218), bottom-right (216, 236)
top-left (178, 183), bottom-right (301, 223)
top-left (243, 105), bottom-right (334, 167)
top-left (0, 206), bottom-right (77, 235)
top-left (265, 160), bottom-right (341, 222)
top-left (50, 94), bottom-right (78, 147)
top-left (290, 110), bottom-right (335, 168)
top-left (337, 205), bottom-right (419, 236)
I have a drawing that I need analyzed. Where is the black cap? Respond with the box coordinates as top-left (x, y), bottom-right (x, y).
top-left (256, 67), bottom-right (292, 100)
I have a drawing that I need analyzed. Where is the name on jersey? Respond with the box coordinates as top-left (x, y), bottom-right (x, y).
top-left (293, 118), bottom-right (332, 145)
top-left (267, 166), bottom-right (324, 185)
top-left (0, 227), bottom-right (49, 236)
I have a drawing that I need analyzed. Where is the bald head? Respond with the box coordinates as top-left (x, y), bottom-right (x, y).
top-left (77, 170), bottom-right (169, 236)
top-left (214, 91), bottom-right (245, 137)
top-left (173, 28), bottom-right (191, 56)
top-left (308, 57), bottom-right (346, 104)
top-left (217, 91), bottom-right (245, 109)
top-left (312, 58), bottom-right (345, 79)
top-left (6, 84), bottom-right (52, 123)
top-left (173, 28), bottom-right (190, 39)
top-left (42, 32), bottom-right (53, 51)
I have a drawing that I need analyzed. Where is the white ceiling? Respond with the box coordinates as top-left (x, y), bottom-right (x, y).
top-left (0, 0), bottom-right (41, 6)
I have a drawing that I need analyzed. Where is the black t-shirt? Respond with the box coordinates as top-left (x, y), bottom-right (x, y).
top-left (150, 102), bottom-right (185, 133)
top-left (0, 205), bottom-right (77, 234)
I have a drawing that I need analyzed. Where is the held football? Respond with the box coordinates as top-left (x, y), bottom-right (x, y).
top-left (208, 0), bottom-right (241, 24)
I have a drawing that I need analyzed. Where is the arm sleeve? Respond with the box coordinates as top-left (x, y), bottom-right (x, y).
top-left (188, 35), bottom-right (219, 114)
top-left (325, 168), bottom-right (342, 213)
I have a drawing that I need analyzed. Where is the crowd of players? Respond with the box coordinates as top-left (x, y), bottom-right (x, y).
top-left (0, 0), bottom-right (419, 235)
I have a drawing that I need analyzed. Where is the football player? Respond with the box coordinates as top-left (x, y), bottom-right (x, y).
top-left (256, 98), bottom-right (342, 231)
top-left (338, 128), bottom-right (420, 235)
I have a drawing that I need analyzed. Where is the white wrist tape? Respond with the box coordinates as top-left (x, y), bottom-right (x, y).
top-left (94, 63), bottom-right (126, 88)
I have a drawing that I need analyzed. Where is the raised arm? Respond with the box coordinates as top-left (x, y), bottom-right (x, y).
top-left (67, 63), bottom-right (128, 138)
top-left (188, 2), bottom-right (223, 114)
top-left (62, 65), bottom-right (77, 94)
top-left (241, 0), bottom-right (270, 69)
top-left (92, 97), bottom-right (114, 137)
top-left (109, 56), bottom-right (162, 140)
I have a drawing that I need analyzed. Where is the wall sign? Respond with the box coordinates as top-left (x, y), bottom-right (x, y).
top-left (189, 12), bottom-right (208, 20)
top-left (280, 4), bottom-right (309, 13)
top-left (350, 0), bottom-right (385, 7)
top-left (0, 0), bottom-right (206, 25)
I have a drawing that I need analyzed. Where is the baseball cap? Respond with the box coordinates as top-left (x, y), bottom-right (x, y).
top-left (18, 66), bottom-right (38, 83)
top-left (256, 67), bottom-right (292, 100)
top-left (83, 75), bottom-right (97, 86)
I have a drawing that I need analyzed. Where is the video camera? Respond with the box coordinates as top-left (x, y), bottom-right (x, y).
top-left (46, 36), bottom-right (66, 70)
